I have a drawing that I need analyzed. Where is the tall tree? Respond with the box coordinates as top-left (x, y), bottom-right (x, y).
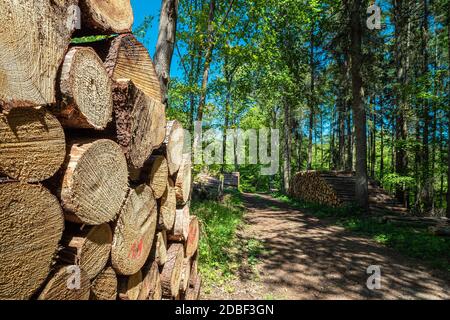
top-left (350, 0), bottom-right (368, 209)
top-left (155, 0), bottom-right (180, 104)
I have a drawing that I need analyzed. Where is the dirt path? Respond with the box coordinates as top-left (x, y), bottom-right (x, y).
top-left (204, 193), bottom-right (450, 300)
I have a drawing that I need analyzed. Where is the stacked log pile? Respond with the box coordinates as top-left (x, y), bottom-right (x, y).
top-left (0, 0), bottom-right (200, 300)
top-left (290, 171), bottom-right (342, 207)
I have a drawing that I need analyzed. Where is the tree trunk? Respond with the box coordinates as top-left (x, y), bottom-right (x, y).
top-left (0, 108), bottom-right (66, 182)
top-left (154, 0), bottom-right (180, 104)
top-left (111, 185), bottom-right (158, 276)
top-left (0, 183), bottom-right (64, 300)
top-left (283, 100), bottom-right (292, 192)
top-left (112, 79), bottom-right (166, 169)
top-left (160, 243), bottom-right (184, 298)
top-left (346, 101), bottom-right (353, 171)
top-left (447, 2), bottom-right (450, 218)
top-left (0, 0), bottom-right (77, 108)
top-left (59, 139), bottom-right (129, 225)
top-left (38, 266), bottom-right (90, 300)
top-left (55, 47), bottom-right (113, 130)
top-left (59, 223), bottom-right (112, 280)
top-left (350, 0), bottom-right (368, 209)
top-left (90, 267), bottom-right (118, 300)
top-left (99, 34), bottom-right (163, 103)
top-left (197, 0), bottom-right (216, 122)
top-left (78, 0), bottom-right (133, 34)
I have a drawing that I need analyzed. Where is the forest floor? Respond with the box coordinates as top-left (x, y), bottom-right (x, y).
top-left (202, 193), bottom-right (450, 300)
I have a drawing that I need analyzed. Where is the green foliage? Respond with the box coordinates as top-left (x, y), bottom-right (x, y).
top-left (382, 173), bottom-right (416, 191)
top-left (71, 35), bottom-right (112, 44)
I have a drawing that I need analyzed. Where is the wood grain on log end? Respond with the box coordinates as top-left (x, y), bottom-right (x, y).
top-left (147, 155), bottom-right (169, 199)
top-left (118, 271), bottom-right (142, 300)
top-left (79, 0), bottom-right (134, 34)
top-left (104, 34), bottom-right (163, 103)
top-left (159, 178), bottom-right (177, 231)
top-left (175, 153), bottom-right (192, 205)
top-left (186, 216), bottom-right (199, 259)
top-left (139, 260), bottom-right (161, 300)
top-left (160, 243), bottom-right (184, 298)
top-left (38, 266), bottom-right (90, 300)
top-left (111, 184), bottom-right (158, 275)
top-left (60, 139), bottom-right (129, 225)
top-left (0, 183), bottom-right (65, 299)
top-left (168, 205), bottom-right (190, 242)
top-left (59, 223), bottom-right (113, 279)
top-left (0, 108), bottom-right (66, 182)
top-left (164, 120), bottom-right (185, 176)
top-left (90, 267), bottom-right (118, 300)
top-left (0, 0), bottom-right (77, 107)
top-left (56, 47), bottom-right (113, 130)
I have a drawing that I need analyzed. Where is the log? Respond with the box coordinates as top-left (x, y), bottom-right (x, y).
top-left (90, 267), bottom-right (118, 300)
top-left (0, 108), bottom-right (66, 182)
top-left (0, 0), bottom-right (77, 109)
top-left (139, 261), bottom-right (161, 300)
top-left (185, 275), bottom-right (202, 301)
top-left (175, 153), bottom-right (192, 205)
top-left (54, 47), bottom-right (113, 130)
top-left (159, 178), bottom-right (177, 230)
top-left (290, 171), bottom-right (341, 207)
top-left (180, 258), bottom-right (191, 293)
top-left (147, 155), bottom-right (169, 199)
top-left (38, 265), bottom-right (90, 300)
top-left (160, 243), bottom-right (184, 298)
top-left (111, 184), bottom-right (158, 275)
top-left (0, 183), bottom-right (65, 299)
top-left (78, 0), bottom-right (133, 34)
top-left (168, 205), bottom-right (190, 242)
top-left (164, 120), bottom-right (185, 176)
top-left (151, 231), bottom-right (168, 267)
top-left (103, 34), bottom-right (163, 103)
top-left (59, 139), bottom-right (129, 225)
top-left (59, 223), bottom-right (113, 279)
top-left (112, 79), bottom-right (166, 169)
top-left (429, 225), bottom-right (450, 237)
top-left (118, 271), bottom-right (142, 300)
top-left (186, 216), bottom-right (200, 259)
top-left (189, 252), bottom-right (199, 288)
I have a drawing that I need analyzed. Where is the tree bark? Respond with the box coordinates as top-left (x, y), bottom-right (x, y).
top-left (59, 139), bottom-right (129, 225)
top-left (154, 0), bottom-right (180, 104)
top-left (55, 47), bottom-right (113, 130)
top-left (350, 0), bottom-right (368, 209)
top-left (112, 79), bottom-right (166, 169)
top-left (447, 2), bottom-right (450, 218)
top-left (111, 184), bottom-right (158, 276)
top-left (0, 0), bottom-right (77, 109)
top-left (0, 183), bottom-right (64, 300)
top-left (0, 108), bottom-right (66, 182)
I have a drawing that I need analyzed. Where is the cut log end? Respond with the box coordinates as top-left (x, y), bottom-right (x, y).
top-left (60, 139), bottom-right (129, 225)
top-left (56, 47), bottom-right (113, 130)
top-left (111, 184), bottom-right (158, 275)
top-left (38, 266), bottom-right (90, 300)
top-left (175, 153), bottom-right (192, 205)
top-left (147, 156), bottom-right (169, 199)
top-left (186, 217), bottom-right (200, 259)
top-left (159, 178), bottom-right (177, 231)
top-left (0, 108), bottom-right (66, 182)
top-left (90, 267), bottom-right (118, 300)
top-left (168, 205), bottom-right (190, 242)
top-left (160, 243), bottom-right (184, 298)
top-left (165, 120), bottom-right (185, 176)
top-left (79, 0), bottom-right (134, 34)
top-left (0, 183), bottom-right (64, 299)
top-left (118, 271), bottom-right (142, 300)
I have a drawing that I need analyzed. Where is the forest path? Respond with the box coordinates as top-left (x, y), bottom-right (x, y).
top-left (204, 193), bottom-right (450, 300)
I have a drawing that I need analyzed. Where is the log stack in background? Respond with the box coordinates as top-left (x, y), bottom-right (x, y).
top-left (0, 0), bottom-right (200, 300)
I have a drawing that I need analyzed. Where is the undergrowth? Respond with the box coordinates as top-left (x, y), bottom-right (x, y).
top-left (192, 191), bottom-right (265, 294)
top-left (272, 192), bottom-right (450, 273)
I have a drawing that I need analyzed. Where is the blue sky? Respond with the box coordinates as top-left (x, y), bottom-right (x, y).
top-left (130, 0), bottom-right (182, 78)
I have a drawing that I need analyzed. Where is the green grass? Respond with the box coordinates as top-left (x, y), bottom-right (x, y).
top-left (272, 192), bottom-right (450, 273)
top-left (192, 190), bottom-right (265, 292)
